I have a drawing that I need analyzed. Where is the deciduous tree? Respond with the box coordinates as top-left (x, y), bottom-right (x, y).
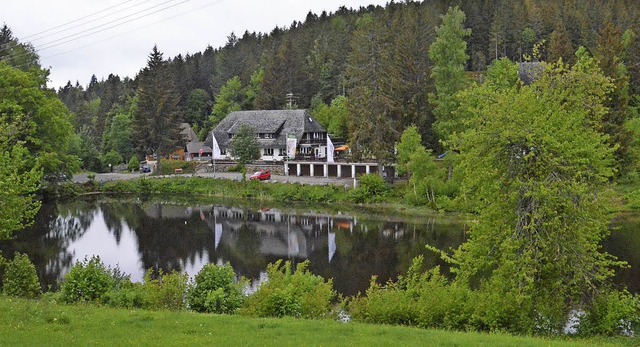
top-left (210, 77), bottom-right (243, 127)
top-left (0, 143), bottom-right (42, 239)
top-left (229, 125), bottom-right (259, 181)
top-left (451, 54), bottom-right (619, 331)
top-left (0, 63), bottom-right (79, 181)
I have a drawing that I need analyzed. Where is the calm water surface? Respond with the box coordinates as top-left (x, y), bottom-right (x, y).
top-left (1, 198), bottom-right (638, 296)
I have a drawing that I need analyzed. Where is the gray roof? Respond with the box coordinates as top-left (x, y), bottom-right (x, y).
top-left (205, 110), bottom-right (326, 150)
top-left (186, 141), bottom-right (212, 154)
top-left (518, 62), bottom-right (544, 85)
top-left (180, 123), bottom-right (199, 142)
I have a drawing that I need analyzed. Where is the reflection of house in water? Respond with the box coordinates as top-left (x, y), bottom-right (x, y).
top-left (205, 207), bottom-right (323, 259)
top-left (197, 206), bottom-right (411, 263)
top-left (142, 204), bottom-right (409, 262)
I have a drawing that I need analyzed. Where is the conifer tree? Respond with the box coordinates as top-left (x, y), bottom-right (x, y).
top-left (596, 21), bottom-right (633, 173)
top-left (132, 46), bottom-right (182, 170)
top-left (547, 23), bottom-right (575, 64)
top-left (345, 13), bottom-right (396, 162)
top-left (428, 6), bottom-right (471, 146)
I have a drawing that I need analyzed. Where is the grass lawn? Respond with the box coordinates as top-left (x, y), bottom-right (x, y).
top-left (0, 297), bottom-right (634, 346)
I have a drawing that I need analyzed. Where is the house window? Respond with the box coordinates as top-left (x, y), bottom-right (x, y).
top-left (264, 148), bottom-right (274, 156)
top-left (300, 146), bottom-right (312, 155)
top-left (278, 148), bottom-right (286, 156)
top-left (259, 133), bottom-right (273, 139)
top-left (220, 149), bottom-right (226, 155)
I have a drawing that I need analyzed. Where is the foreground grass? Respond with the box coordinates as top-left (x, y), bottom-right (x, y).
top-left (0, 297), bottom-right (634, 347)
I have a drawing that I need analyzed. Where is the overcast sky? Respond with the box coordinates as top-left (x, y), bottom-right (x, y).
top-left (3, 0), bottom-right (390, 89)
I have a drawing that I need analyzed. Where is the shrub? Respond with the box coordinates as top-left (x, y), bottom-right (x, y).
top-left (102, 282), bottom-right (149, 309)
top-left (136, 177), bottom-right (153, 194)
top-left (242, 260), bottom-right (335, 319)
top-left (348, 256), bottom-right (473, 330)
top-left (579, 289), bottom-right (640, 336)
top-left (187, 263), bottom-right (244, 314)
top-left (128, 155), bottom-right (139, 172)
top-left (2, 253), bottom-right (41, 299)
top-left (348, 277), bottom-right (420, 326)
top-left (158, 160), bottom-right (196, 175)
top-left (144, 269), bottom-right (189, 311)
top-left (349, 174), bottom-right (389, 203)
top-left (271, 184), bottom-right (304, 202)
top-left (59, 256), bottom-right (118, 303)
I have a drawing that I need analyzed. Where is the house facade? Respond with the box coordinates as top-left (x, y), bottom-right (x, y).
top-left (205, 110), bottom-right (328, 162)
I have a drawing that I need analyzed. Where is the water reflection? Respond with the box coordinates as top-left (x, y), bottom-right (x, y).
top-left (2, 199), bottom-right (637, 297)
top-left (1, 199), bottom-right (467, 296)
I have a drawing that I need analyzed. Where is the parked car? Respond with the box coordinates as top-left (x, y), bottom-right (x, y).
top-left (249, 170), bottom-right (271, 181)
top-left (141, 164), bottom-right (151, 173)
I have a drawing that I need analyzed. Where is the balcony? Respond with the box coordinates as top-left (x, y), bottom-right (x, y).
top-left (298, 137), bottom-right (327, 145)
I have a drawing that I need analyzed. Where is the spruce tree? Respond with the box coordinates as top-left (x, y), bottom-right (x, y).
top-left (428, 6), bottom-right (471, 146)
top-left (345, 12), bottom-right (396, 162)
top-left (132, 46), bottom-right (182, 171)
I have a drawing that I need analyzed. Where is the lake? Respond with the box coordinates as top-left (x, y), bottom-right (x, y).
top-left (1, 197), bottom-right (638, 296)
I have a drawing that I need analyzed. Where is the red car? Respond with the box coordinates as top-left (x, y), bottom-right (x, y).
top-left (250, 170), bottom-right (271, 181)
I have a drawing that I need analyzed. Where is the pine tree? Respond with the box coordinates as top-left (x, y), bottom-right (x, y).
top-left (428, 6), bottom-right (471, 146)
top-left (0, 25), bottom-right (40, 71)
top-left (596, 21), bottom-right (633, 173)
top-left (547, 22), bottom-right (575, 64)
top-left (131, 46), bottom-right (182, 169)
top-left (345, 12), bottom-right (396, 162)
top-left (388, 4), bottom-right (436, 149)
top-left (185, 88), bottom-right (211, 129)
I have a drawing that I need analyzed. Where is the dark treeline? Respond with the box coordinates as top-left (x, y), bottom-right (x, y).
top-left (55, 0), bottom-right (640, 169)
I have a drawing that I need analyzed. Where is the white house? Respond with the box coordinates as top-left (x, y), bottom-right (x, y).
top-left (205, 109), bottom-right (329, 161)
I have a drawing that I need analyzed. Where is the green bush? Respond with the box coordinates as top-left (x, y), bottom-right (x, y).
top-left (468, 281), bottom-right (537, 333)
top-left (158, 160), bottom-right (196, 175)
top-left (137, 177), bottom-right (153, 194)
top-left (348, 256), bottom-right (472, 329)
top-left (128, 155), bottom-right (140, 172)
top-left (144, 269), bottom-right (189, 311)
top-left (187, 263), bottom-right (244, 314)
top-left (579, 289), bottom-right (640, 336)
top-left (348, 277), bottom-right (420, 326)
top-left (59, 256), bottom-right (118, 303)
top-left (349, 174), bottom-right (389, 203)
top-left (242, 260), bottom-right (335, 319)
top-left (271, 183), bottom-right (301, 202)
top-left (348, 256), bottom-right (480, 331)
top-left (2, 253), bottom-right (41, 299)
top-left (102, 282), bottom-right (149, 309)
